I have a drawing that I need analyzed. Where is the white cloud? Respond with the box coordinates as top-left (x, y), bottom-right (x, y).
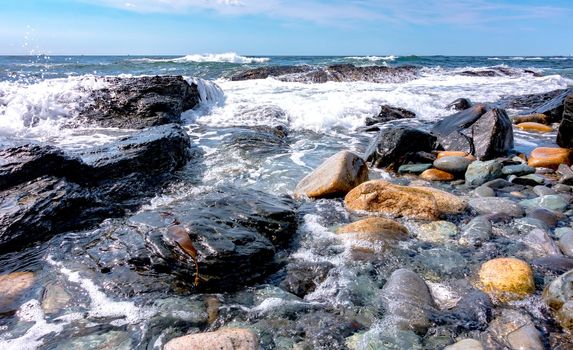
top-left (83, 0), bottom-right (568, 26)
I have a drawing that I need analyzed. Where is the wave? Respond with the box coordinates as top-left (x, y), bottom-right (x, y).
top-left (345, 55), bottom-right (397, 62)
top-left (132, 52), bottom-right (270, 64)
top-left (488, 56), bottom-right (545, 61)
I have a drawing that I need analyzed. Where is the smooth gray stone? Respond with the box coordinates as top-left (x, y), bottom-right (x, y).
top-left (433, 156), bottom-right (473, 174)
top-left (465, 160), bottom-right (503, 187)
top-left (514, 217), bottom-right (550, 233)
top-left (459, 216), bottom-right (492, 246)
top-left (520, 195), bottom-right (570, 213)
top-left (469, 197), bottom-right (524, 217)
top-left (554, 184), bottom-right (573, 193)
top-left (487, 309), bottom-right (544, 350)
top-left (473, 185), bottom-right (495, 197)
top-left (483, 178), bottom-right (513, 189)
top-left (398, 163), bottom-right (433, 175)
top-left (556, 227), bottom-right (573, 239)
top-left (533, 185), bottom-right (556, 197)
top-left (523, 229), bottom-right (562, 256)
top-left (559, 232), bottom-right (573, 257)
top-left (527, 208), bottom-right (560, 228)
top-left (502, 164), bottom-right (535, 176)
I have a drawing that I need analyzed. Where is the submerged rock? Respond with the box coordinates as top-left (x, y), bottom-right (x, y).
top-left (164, 328), bottom-right (258, 350)
top-left (543, 269), bottom-right (573, 331)
top-left (294, 151), bottom-right (368, 199)
top-left (487, 309), bottom-right (544, 350)
top-left (79, 75), bottom-right (200, 129)
top-left (477, 258), bottom-right (535, 302)
top-left (280, 261), bottom-right (334, 298)
top-left (444, 339), bottom-right (484, 350)
top-left (417, 221), bottom-right (458, 243)
top-left (380, 269), bottom-right (435, 334)
top-left (365, 126), bottom-right (436, 170)
top-left (468, 197), bottom-right (524, 217)
top-left (0, 272), bottom-right (36, 313)
top-left (459, 216), bottom-right (492, 246)
top-left (337, 217), bottom-right (408, 242)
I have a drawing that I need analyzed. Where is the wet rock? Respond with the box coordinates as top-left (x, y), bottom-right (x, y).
top-left (419, 168), bottom-right (455, 181)
top-left (465, 160), bottom-right (503, 187)
top-left (520, 194), bottom-right (569, 213)
top-left (527, 208), bottom-right (560, 227)
top-left (432, 289), bottom-right (493, 331)
top-left (558, 93), bottom-right (573, 148)
top-left (164, 328), bottom-right (258, 350)
top-left (510, 173), bottom-right (545, 186)
top-left (0, 272), bottom-right (35, 314)
top-left (397, 163), bottom-right (432, 175)
top-left (487, 309), bottom-right (544, 350)
top-left (556, 227), bottom-right (573, 239)
top-left (417, 248), bottom-right (466, 276)
top-left (533, 185), bottom-right (556, 197)
top-left (365, 127), bottom-right (436, 170)
top-left (444, 339), bottom-right (484, 350)
top-left (522, 229), bottom-right (562, 256)
top-left (502, 163), bottom-right (535, 177)
top-left (54, 331), bottom-right (132, 350)
top-left (337, 217), bottom-right (408, 243)
top-left (446, 98), bottom-right (472, 111)
top-left (543, 269), bottom-right (573, 331)
top-left (0, 143), bottom-right (83, 190)
top-left (130, 187), bottom-right (297, 290)
top-left (468, 197), bottom-right (523, 217)
top-left (344, 180), bottom-right (466, 220)
top-left (221, 126), bottom-right (289, 159)
top-left (347, 329), bottom-right (422, 350)
top-left (294, 151), bottom-right (368, 199)
top-left (79, 75), bottom-right (200, 129)
top-left (528, 147), bottom-right (572, 169)
top-left (559, 232), bottom-right (573, 257)
top-left (417, 221), bottom-right (458, 243)
top-left (532, 256), bottom-right (573, 275)
top-left (380, 269), bottom-right (435, 334)
top-left (554, 184), bottom-right (572, 192)
top-left (231, 64), bottom-right (419, 84)
top-left (433, 156), bottom-right (472, 174)
top-left (432, 106), bottom-right (513, 160)
top-left (477, 258), bottom-right (534, 301)
top-left (42, 283), bottom-right (71, 314)
top-left (459, 216), bottom-right (492, 246)
top-left (298, 311), bottom-right (362, 349)
top-left (558, 163), bottom-right (573, 185)
top-left (365, 105), bottom-right (415, 126)
top-left (515, 122), bottom-right (553, 132)
top-left (518, 87), bottom-right (573, 122)
top-left (512, 113), bottom-right (551, 125)
top-left (473, 185), bottom-right (495, 197)
top-left (437, 151), bottom-right (473, 159)
top-left (280, 261), bottom-right (334, 297)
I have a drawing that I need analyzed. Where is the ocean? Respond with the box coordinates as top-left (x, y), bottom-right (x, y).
top-left (1, 53), bottom-right (572, 349)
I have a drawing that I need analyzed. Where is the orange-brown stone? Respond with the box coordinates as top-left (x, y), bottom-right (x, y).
top-left (419, 168), bottom-right (455, 181)
top-left (512, 113), bottom-right (550, 125)
top-left (436, 151), bottom-right (476, 161)
top-left (515, 122), bottom-right (553, 133)
top-left (337, 217), bottom-right (408, 243)
top-left (478, 258), bottom-right (534, 302)
top-left (0, 272), bottom-right (35, 313)
top-left (528, 147), bottom-right (573, 169)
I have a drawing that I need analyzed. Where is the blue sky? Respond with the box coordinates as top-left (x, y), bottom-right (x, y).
top-left (0, 0), bottom-right (571, 55)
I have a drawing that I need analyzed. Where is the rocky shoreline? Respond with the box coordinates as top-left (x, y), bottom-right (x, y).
top-left (1, 72), bottom-right (572, 349)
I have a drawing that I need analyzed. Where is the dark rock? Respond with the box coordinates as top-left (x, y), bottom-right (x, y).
top-left (365, 105), bottom-right (415, 126)
top-left (298, 312), bottom-right (363, 350)
top-left (365, 127), bottom-right (437, 170)
top-left (0, 143), bottom-right (83, 190)
top-left (0, 124), bottom-right (193, 250)
top-left (280, 261), bottom-right (334, 297)
top-left (431, 289), bottom-right (493, 331)
top-left (398, 163), bottom-right (433, 175)
top-left (532, 256), bottom-right (573, 275)
top-left (495, 88), bottom-right (573, 120)
top-left (0, 176), bottom-right (118, 248)
top-left (231, 64), bottom-right (419, 84)
top-left (526, 208), bottom-right (560, 228)
top-left (558, 93), bottom-right (573, 149)
top-left (446, 98), bottom-right (472, 111)
top-left (380, 269), bottom-right (435, 334)
top-left (79, 75), bottom-right (200, 129)
top-left (432, 105), bottom-right (514, 160)
top-left (458, 67), bottom-right (539, 77)
top-left (558, 164), bottom-right (573, 185)
top-left (523, 88), bottom-right (573, 123)
top-left (220, 126), bottom-right (289, 159)
top-left (128, 187), bottom-right (298, 290)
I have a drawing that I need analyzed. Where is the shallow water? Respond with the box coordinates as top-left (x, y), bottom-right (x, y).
top-left (1, 55), bottom-right (572, 349)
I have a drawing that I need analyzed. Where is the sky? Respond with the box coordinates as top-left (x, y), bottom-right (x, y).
top-left (0, 0), bottom-right (572, 55)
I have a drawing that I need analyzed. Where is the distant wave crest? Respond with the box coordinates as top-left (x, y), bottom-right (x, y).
top-left (345, 55), bottom-right (397, 62)
top-left (132, 52), bottom-right (270, 64)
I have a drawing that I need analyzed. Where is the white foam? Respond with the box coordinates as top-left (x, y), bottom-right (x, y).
top-left (193, 70), bottom-right (572, 132)
top-left (133, 53), bottom-right (270, 64)
top-left (346, 55), bottom-right (397, 62)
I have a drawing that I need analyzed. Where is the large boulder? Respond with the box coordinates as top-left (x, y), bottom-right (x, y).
top-left (344, 180), bottom-right (466, 220)
top-left (79, 75), bottom-right (200, 129)
top-left (431, 105), bottom-right (513, 160)
top-left (557, 93), bottom-right (573, 149)
top-left (380, 269), bottom-right (435, 334)
top-left (365, 127), bottom-right (436, 170)
top-left (496, 88), bottom-right (573, 121)
top-left (294, 151), bottom-right (368, 199)
top-left (0, 124), bottom-right (193, 249)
